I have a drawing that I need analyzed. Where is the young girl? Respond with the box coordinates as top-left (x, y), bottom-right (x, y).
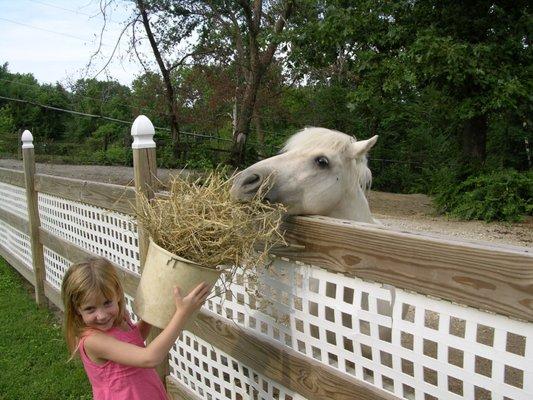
top-left (61, 257), bottom-right (211, 400)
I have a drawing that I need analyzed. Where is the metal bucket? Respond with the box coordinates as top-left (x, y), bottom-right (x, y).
top-left (133, 239), bottom-right (221, 329)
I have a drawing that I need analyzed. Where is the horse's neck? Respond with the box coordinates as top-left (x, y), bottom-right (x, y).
top-left (330, 185), bottom-right (375, 223)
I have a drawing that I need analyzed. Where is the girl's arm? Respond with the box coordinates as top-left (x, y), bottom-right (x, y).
top-left (136, 320), bottom-right (152, 341)
top-left (84, 282), bottom-right (211, 368)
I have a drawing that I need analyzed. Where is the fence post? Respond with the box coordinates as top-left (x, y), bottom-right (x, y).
top-left (21, 130), bottom-right (47, 307)
top-left (131, 115), bottom-right (158, 265)
top-left (131, 116), bottom-right (170, 381)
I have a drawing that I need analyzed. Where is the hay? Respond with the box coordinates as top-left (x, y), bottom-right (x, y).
top-left (134, 170), bottom-right (287, 270)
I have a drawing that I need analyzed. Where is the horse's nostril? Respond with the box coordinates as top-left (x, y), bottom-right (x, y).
top-left (242, 174), bottom-right (261, 187)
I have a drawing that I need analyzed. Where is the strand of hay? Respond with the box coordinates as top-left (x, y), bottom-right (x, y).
top-left (134, 170), bottom-right (287, 270)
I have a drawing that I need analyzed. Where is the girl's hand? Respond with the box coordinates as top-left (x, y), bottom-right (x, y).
top-left (173, 282), bottom-right (211, 316)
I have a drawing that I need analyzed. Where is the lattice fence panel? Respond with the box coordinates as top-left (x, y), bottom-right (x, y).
top-left (0, 219), bottom-right (32, 269)
top-left (0, 181), bottom-right (28, 219)
top-left (43, 246), bottom-right (71, 290)
top-left (129, 290), bottom-right (303, 400)
top-left (38, 193), bottom-right (140, 275)
top-left (203, 258), bottom-right (533, 400)
top-left (168, 331), bottom-right (307, 400)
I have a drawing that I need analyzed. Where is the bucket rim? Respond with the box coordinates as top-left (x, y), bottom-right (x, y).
top-left (148, 237), bottom-right (223, 272)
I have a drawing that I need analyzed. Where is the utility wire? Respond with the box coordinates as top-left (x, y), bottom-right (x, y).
top-left (26, 0), bottom-right (125, 25)
top-left (0, 77), bottom-right (162, 117)
top-left (0, 17), bottom-right (91, 43)
top-left (26, 0), bottom-right (95, 17)
top-left (0, 94), bottom-right (135, 125)
top-left (0, 73), bottom-right (294, 138)
top-left (0, 78), bottom-right (230, 138)
top-left (0, 94), bottom-right (231, 141)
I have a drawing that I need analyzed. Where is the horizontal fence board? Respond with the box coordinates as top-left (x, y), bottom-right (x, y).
top-left (0, 208), bottom-right (29, 235)
top-left (35, 174), bottom-right (136, 215)
top-left (275, 216), bottom-right (533, 322)
top-left (39, 227), bottom-right (94, 264)
top-left (191, 310), bottom-right (396, 400)
top-left (0, 242), bottom-right (34, 284)
top-left (0, 167), bottom-right (25, 187)
top-left (44, 280), bottom-right (63, 310)
top-left (166, 376), bottom-right (202, 400)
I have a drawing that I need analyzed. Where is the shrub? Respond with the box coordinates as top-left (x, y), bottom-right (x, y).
top-left (433, 169), bottom-right (532, 222)
top-left (105, 146), bottom-right (129, 165)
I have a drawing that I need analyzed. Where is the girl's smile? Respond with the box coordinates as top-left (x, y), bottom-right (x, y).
top-left (78, 293), bottom-right (120, 331)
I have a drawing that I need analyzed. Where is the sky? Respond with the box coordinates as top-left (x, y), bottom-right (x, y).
top-left (0, 0), bottom-right (144, 87)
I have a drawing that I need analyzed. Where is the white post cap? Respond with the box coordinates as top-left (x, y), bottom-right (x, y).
top-left (21, 130), bottom-right (34, 149)
top-left (131, 115), bottom-right (156, 149)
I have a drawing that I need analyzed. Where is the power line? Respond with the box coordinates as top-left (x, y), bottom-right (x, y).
top-left (0, 94), bottom-right (134, 125)
top-left (0, 95), bottom-right (433, 166)
top-left (26, 0), bottom-right (125, 25)
top-left (27, 0), bottom-right (94, 17)
top-left (0, 77), bottom-right (162, 117)
top-left (0, 78), bottom-right (235, 140)
top-left (0, 78), bottom-right (233, 140)
top-left (0, 94), bottom-right (230, 141)
top-left (0, 17), bottom-right (91, 43)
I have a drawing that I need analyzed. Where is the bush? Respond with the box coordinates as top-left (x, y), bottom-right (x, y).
top-left (105, 146), bottom-right (129, 165)
top-left (433, 169), bottom-right (533, 222)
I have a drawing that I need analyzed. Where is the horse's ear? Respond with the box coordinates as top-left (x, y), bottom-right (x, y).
top-left (349, 135), bottom-right (378, 159)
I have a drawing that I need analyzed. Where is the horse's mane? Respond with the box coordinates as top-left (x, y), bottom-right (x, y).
top-left (282, 127), bottom-right (373, 192)
top-left (282, 127), bottom-right (353, 153)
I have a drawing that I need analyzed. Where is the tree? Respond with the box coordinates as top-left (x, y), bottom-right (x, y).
top-left (0, 106), bottom-right (16, 153)
top-left (288, 0), bottom-right (532, 178)
top-left (196, 0), bottom-right (294, 166)
top-left (134, 0), bottom-right (191, 158)
top-left (67, 78), bottom-right (132, 150)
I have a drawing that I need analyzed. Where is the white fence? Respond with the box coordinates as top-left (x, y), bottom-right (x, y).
top-left (0, 116), bottom-right (532, 400)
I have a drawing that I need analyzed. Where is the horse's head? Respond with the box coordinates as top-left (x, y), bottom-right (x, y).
top-left (230, 127), bottom-right (378, 222)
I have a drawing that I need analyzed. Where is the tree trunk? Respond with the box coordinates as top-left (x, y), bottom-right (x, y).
top-left (253, 108), bottom-right (264, 158)
top-left (460, 114), bottom-right (487, 171)
top-left (137, 0), bottom-right (181, 159)
top-left (228, 0), bottom-right (294, 168)
top-left (230, 70), bottom-right (262, 166)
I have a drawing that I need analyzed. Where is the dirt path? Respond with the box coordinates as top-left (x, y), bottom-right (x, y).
top-left (1, 159), bottom-right (531, 248)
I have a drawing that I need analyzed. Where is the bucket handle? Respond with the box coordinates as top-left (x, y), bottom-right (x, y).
top-left (166, 257), bottom-right (180, 269)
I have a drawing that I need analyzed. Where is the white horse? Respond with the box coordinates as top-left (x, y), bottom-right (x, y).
top-left (230, 127), bottom-right (378, 223)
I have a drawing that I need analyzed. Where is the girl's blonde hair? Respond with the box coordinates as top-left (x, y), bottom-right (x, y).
top-left (61, 257), bottom-right (126, 356)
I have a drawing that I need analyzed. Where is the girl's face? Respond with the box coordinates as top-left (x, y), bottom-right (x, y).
top-left (77, 291), bottom-right (120, 331)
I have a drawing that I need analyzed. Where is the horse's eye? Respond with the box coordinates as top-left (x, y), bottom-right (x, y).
top-left (314, 156), bottom-right (329, 168)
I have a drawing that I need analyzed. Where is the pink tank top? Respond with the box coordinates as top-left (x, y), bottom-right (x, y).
top-left (79, 318), bottom-right (168, 400)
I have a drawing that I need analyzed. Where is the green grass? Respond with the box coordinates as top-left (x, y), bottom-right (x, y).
top-left (0, 258), bottom-right (91, 400)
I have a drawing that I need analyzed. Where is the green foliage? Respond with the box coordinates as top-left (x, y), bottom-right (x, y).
top-left (289, 0), bottom-right (531, 180)
top-left (184, 147), bottom-right (216, 170)
top-left (0, 257), bottom-right (91, 399)
top-left (0, 106), bottom-right (17, 154)
top-left (156, 146), bottom-right (181, 169)
top-left (433, 169), bottom-right (533, 222)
